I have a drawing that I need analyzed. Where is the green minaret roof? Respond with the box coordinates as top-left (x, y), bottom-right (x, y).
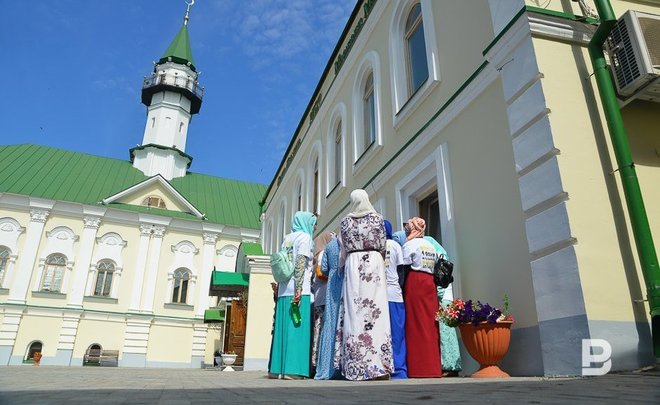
top-left (159, 24), bottom-right (196, 71)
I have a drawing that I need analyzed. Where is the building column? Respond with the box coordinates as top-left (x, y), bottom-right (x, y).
top-left (7, 209), bottom-right (50, 304)
top-left (191, 323), bottom-right (208, 368)
top-left (52, 311), bottom-right (82, 366)
top-left (0, 306), bottom-right (25, 365)
top-left (129, 225), bottom-right (152, 311)
top-left (68, 216), bottom-right (101, 308)
top-left (195, 232), bottom-right (217, 318)
top-left (121, 316), bottom-right (153, 367)
top-left (140, 225), bottom-right (166, 312)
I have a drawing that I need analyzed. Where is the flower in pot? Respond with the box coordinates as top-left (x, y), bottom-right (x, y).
top-left (436, 296), bottom-right (515, 378)
top-left (221, 351), bottom-right (237, 371)
top-left (33, 352), bottom-right (42, 366)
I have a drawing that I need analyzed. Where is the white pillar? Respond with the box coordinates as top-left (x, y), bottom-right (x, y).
top-left (121, 316), bottom-right (153, 367)
top-left (52, 312), bottom-right (82, 366)
top-left (129, 225), bottom-right (152, 311)
top-left (68, 216), bottom-right (101, 308)
top-left (195, 232), bottom-right (217, 318)
top-left (140, 225), bottom-right (165, 312)
top-left (191, 324), bottom-right (208, 367)
top-left (7, 209), bottom-right (49, 304)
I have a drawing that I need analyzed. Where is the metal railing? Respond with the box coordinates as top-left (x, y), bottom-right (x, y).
top-left (143, 73), bottom-right (204, 99)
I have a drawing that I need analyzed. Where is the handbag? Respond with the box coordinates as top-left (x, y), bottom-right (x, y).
top-left (433, 254), bottom-right (454, 288)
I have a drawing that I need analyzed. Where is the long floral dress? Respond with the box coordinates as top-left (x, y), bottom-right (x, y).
top-left (334, 213), bottom-right (393, 380)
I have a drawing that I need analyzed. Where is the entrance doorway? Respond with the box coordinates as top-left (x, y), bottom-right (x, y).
top-left (223, 299), bottom-right (247, 366)
top-left (419, 190), bottom-right (441, 243)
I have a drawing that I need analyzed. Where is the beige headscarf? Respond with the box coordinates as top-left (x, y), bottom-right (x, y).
top-left (313, 231), bottom-right (334, 258)
top-left (405, 217), bottom-right (426, 240)
top-left (347, 189), bottom-right (377, 218)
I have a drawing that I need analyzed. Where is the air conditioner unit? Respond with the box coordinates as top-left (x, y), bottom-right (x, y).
top-left (606, 10), bottom-right (660, 102)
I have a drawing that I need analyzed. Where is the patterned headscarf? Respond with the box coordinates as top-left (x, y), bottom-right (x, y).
top-left (392, 231), bottom-right (407, 246)
top-left (291, 211), bottom-right (317, 236)
top-left (383, 220), bottom-right (393, 240)
top-left (405, 217), bottom-right (426, 240)
top-left (347, 189), bottom-right (377, 218)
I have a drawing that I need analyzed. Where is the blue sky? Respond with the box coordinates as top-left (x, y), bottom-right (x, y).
top-left (0, 0), bottom-right (355, 185)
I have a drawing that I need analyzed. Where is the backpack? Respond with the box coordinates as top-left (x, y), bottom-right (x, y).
top-left (433, 254), bottom-right (454, 288)
top-left (270, 249), bottom-right (294, 283)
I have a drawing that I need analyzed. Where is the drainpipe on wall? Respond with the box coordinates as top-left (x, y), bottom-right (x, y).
top-left (588, 0), bottom-right (660, 357)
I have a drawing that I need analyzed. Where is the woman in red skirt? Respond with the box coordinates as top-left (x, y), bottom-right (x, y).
top-left (401, 217), bottom-right (441, 377)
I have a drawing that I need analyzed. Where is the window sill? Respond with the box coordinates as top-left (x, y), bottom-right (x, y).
top-left (352, 141), bottom-right (381, 177)
top-left (393, 78), bottom-right (439, 130)
top-left (164, 303), bottom-right (194, 311)
top-left (83, 295), bottom-right (118, 304)
top-left (31, 290), bottom-right (66, 299)
top-left (0, 288), bottom-right (8, 295)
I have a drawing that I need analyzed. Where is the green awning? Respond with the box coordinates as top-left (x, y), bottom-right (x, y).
top-left (204, 308), bottom-right (225, 323)
top-left (209, 271), bottom-right (249, 297)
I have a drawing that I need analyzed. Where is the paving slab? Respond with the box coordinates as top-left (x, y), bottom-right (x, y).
top-left (0, 367), bottom-right (658, 404)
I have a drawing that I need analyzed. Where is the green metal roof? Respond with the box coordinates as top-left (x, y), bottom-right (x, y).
top-left (238, 242), bottom-right (265, 256)
top-left (0, 144), bottom-right (266, 229)
top-left (203, 308), bottom-right (225, 323)
top-left (159, 24), bottom-right (195, 70)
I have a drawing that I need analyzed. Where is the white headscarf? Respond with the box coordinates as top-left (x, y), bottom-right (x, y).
top-left (347, 189), bottom-right (377, 218)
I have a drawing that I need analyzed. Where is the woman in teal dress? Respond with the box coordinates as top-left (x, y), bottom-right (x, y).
top-left (269, 211), bottom-right (316, 379)
top-left (423, 236), bottom-right (462, 376)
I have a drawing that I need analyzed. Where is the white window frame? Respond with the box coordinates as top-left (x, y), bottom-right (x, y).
top-left (325, 103), bottom-right (347, 203)
top-left (277, 199), bottom-right (287, 250)
top-left (0, 246), bottom-right (11, 288)
top-left (395, 143), bottom-right (459, 295)
top-left (307, 141), bottom-right (323, 215)
top-left (170, 267), bottom-right (193, 304)
top-left (389, 0), bottom-right (441, 128)
top-left (291, 170), bottom-right (305, 218)
top-left (93, 259), bottom-right (116, 297)
top-left (40, 253), bottom-right (68, 293)
top-left (352, 51), bottom-right (383, 175)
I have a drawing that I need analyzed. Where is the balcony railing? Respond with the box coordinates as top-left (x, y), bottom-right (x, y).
top-left (143, 73), bottom-right (204, 99)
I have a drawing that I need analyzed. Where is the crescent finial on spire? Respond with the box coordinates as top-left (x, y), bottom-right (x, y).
top-left (184, 0), bottom-right (195, 26)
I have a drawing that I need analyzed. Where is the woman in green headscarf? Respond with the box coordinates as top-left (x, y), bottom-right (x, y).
top-left (269, 211), bottom-right (317, 379)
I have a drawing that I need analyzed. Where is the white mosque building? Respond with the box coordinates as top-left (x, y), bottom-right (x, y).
top-left (0, 5), bottom-right (267, 368)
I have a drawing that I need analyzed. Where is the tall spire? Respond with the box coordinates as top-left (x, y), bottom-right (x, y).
top-left (183, 0), bottom-right (194, 26)
top-left (158, 0), bottom-right (196, 70)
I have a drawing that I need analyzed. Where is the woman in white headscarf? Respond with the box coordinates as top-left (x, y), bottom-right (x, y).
top-left (334, 189), bottom-right (393, 381)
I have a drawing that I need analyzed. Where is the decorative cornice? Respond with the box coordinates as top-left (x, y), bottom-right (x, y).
top-left (202, 232), bottom-right (218, 246)
top-left (83, 216), bottom-right (102, 230)
top-left (29, 209), bottom-right (50, 223)
top-left (151, 225), bottom-right (166, 238)
top-left (140, 224), bottom-right (153, 237)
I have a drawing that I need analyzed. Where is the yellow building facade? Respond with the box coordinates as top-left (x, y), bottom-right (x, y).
top-left (261, 0), bottom-right (660, 376)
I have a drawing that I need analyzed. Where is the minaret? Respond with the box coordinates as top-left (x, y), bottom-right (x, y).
top-left (131, 1), bottom-right (203, 180)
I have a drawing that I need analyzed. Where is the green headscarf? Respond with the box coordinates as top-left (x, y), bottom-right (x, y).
top-left (291, 211), bottom-right (317, 236)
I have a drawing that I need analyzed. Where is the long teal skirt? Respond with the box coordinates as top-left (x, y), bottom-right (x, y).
top-left (440, 298), bottom-right (462, 372)
top-left (269, 295), bottom-right (311, 378)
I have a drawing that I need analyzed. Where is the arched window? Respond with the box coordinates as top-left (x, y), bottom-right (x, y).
top-left (296, 181), bottom-right (303, 212)
top-left (405, 2), bottom-right (428, 96)
top-left (94, 259), bottom-right (115, 297)
top-left (0, 246), bottom-right (10, 286)
top-left (363, 72), bottom-right (376, 151)
top-left (41, 254), bottom-right (67, 292)
top-left (84, 344), bottom-right (102, 366)
top-left (171, 268), bottom-right (191, 304)
top-left (312, 157), bottom-right (319, 214)
top-left (26, 341), bottom-right (42, 361)
top-left (278, 202), bottom-right (286, 248)
top-left (142, 196), bottom-right (167, 209)
top-left (334, 121), bottom-right (342, 187)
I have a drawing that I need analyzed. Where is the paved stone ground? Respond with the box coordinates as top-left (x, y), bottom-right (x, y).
top-left (0, 367), bottom-right (658, 404)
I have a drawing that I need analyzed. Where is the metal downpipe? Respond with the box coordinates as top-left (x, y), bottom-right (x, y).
top-left (588, 0), bottom-right (660, 357)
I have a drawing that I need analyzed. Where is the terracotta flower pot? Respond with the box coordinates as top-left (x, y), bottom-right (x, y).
top-left (459, 321), bottom-right (512, 378)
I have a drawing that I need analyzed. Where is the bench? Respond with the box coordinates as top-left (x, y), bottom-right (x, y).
top-left (98, 350), bottom-right (119, 367)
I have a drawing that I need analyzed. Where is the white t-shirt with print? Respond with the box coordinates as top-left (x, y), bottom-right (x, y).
top-left (385, 239), bottom-right (404, 303)
top-left (402, 237), bottom-right (437, 274)
top-left (277, 231), bottom-right (314, 297)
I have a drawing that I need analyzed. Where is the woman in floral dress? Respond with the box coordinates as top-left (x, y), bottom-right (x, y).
top-left (334, 189), bottom-right (393, 381)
